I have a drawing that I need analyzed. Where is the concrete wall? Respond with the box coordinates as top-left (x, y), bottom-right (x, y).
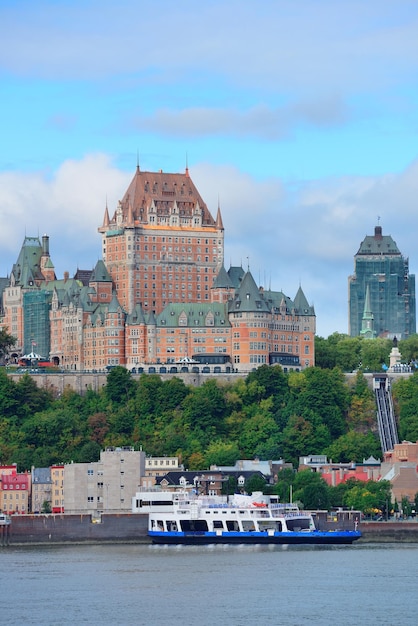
top-left (8, 370), bottom-right (415, 396)
top-left (8, 513), bottom-right (148, 544)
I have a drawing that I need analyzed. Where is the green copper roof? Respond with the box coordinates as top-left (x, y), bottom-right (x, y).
top-left (157, 302), bottom-right (229, 328)
top-left (356, 226), bottom-right (400, 256)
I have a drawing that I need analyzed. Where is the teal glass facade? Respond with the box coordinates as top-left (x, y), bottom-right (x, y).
top-left (23, 290), bottom-right (51, 357)
top-left (348, 226), bottom-right (416, 339)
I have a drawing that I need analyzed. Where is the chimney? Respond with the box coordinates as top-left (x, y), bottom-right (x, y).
top-left (42, 234), bottom-right (50, 255)
top-left (64, 271), bottom-right (69, 283)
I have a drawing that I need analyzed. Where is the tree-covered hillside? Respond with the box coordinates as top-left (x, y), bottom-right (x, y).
top-left (4, 364), bottom-right (413, 471)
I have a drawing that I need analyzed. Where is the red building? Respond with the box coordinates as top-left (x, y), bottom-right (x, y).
top-left (0, 471), bottom-right (31, 514)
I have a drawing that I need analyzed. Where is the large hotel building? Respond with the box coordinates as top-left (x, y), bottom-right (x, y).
top-left (0, 166), bottom-right (315, 373)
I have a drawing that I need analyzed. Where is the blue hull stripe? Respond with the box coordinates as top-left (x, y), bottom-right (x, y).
top-left (148, 530), bottom-right (362, 545)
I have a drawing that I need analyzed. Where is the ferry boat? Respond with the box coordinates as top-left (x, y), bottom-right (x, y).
top-left (146, 492), bottom-right (361, 545)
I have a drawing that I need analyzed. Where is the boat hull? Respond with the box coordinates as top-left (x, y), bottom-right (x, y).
top-left (149, 530), bottom-right (362, 545)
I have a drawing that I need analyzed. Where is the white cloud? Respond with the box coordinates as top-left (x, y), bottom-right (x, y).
top-left (0, 154), bottom-right (130, 276)
top-left (1, 0), bottom-right (418, 95)
top-left (130, 98), bottom-right (349, 140)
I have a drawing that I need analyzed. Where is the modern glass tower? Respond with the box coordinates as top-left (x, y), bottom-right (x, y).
top-left (348, 225), bottom-right (416, 339)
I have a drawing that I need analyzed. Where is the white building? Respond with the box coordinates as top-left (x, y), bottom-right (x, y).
top-left (64, 447), bottom-right (145, 515)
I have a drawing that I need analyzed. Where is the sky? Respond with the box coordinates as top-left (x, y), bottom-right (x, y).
top-left (1, 0), bottom-right (418, 338)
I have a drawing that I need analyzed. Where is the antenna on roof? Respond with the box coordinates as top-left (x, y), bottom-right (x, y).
top-left (136, 149), bottom-right (140, 172)
top-left (185, 151), bottom-right (189, 176)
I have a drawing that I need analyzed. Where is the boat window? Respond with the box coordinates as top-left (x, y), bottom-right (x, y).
top-left (180, 519), bottom-right (209, 532)
top-left (286, 518), bottom-right (311, 532)
top-left (213, 520), bottom-right (223, 529)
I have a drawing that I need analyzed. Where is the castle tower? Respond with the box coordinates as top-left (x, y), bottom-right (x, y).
top-left (98, 166), bottom-right (224, 315)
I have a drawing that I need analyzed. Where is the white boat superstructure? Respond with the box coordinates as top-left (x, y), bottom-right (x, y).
top-left (133, 489), bottom-right (361, 545)
top-left (150, 492), bottom-right (314, 532)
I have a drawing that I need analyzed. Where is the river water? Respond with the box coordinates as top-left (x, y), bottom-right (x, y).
top-left (2, 543), bottom-right (417, 625)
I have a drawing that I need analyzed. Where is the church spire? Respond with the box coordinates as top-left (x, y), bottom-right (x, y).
top-left (103, 203), bottom-right (110, 228)
top-left (216, 202), bottom-right (224, 230)
top-left (360, 284), bottom-right (375, 338)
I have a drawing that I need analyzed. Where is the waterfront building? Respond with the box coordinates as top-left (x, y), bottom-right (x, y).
top-left (299, 456), bottom-right (382, 487)
top-left (348, 225), bottom-right (416, 339)
top-left (0, 471), bottom-right (31, 514)
top-left (63, 447), bottom-right (145, 515)
top-left (145, 456), bottom-right (180, 480)
top-left (381, 441), bottom-right (418, 504)
top-left (31, 467), bottom-right (52, 513)
top-left (51, 464), bottom-right (64, 514)
top-left (0, 465), bottom-right (18, 513)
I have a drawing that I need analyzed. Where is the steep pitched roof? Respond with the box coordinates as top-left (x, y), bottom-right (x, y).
top-left (126, 303), bottom-right (146, 325)
top-left (11, 236), bottom-right (45, 286)
top-left (227, 265), bottom-right (245, 288)
top-left (107, 293), bottom-right (123, 314)
top-left (229, 270), bottom-right (270, 314)
top-left (356, 225), bottom-right (401, 257)
top-left (212, 264), bottom-right (234, 289)
top-left (111, 166), bottom-right (217, 226)
top-left (90, 260), bottom-right (112, 283)
top-left (293, 286), bottom-right (315, 315)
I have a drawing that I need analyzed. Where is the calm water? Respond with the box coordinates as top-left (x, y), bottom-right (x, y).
top-left (1, 543), bottom-right (417, 625)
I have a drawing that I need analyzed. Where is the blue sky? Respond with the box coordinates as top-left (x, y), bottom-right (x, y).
top-left (1, 0), bottom-right (418, 337)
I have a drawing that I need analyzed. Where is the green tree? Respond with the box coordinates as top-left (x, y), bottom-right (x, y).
top-left (105, 367), bottom-right (136, 404)
top-left (77, 441), bottom-right (101, 462)
top-left (14, 373), bottom-right (53, 420)
top-left (335, 337), bottom-right (362, 372)
top-left (398, 334), bottom-right (418, 364)
top-left (272, 468), bottom-right (296, 503)
top-left (325, 431), bottom-right (381, 463)
top-left (286, 367), bottom-right (348, 439)
top-left (0, 326), bottom-right (16, 360)
top-left (41, 500), bottom-right (52, 514)
top-left (280, 414), bottom-right (331, 467)
top-left (360, 338), bottom-right (392, 372)
top-left (314, 335), bottom-right (337, 369)
top-left (293, 470), bottom-right (330, 509)
top-left (245, 364), bottom-right (289, 417)
top-left (343, 479), bottom-right (391, 515)
top-left (401, 496), bottom-right (412, 518)
top-left (182, 379), bottom-right (228, 433)
top-left (245, 473), bottom-right (268, 494)
top-left (239, 400), bottom-right (281, 459)
top-left (0, 368), bottom-right (18, 418)
top-left (392, 374), bottom-right (418, 441)
top-left (204, 440), bottom-right (240, 467)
